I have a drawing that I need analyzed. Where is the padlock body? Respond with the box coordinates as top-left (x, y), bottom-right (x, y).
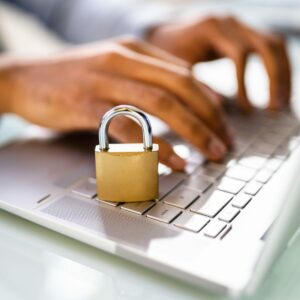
top-left (95, 143), bottom-right (159, 202)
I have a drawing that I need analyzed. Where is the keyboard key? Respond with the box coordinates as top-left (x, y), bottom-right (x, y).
top-left (221, 154), bottom-right (237, 167)
top-left (158, 163), bottom-right (172, 176)
top-left (97, 198), bottom-right (120, 207)
top-left (146, 203), bottom-right (181, 223)
top-left (188, 149), bottom-right (204, 165)
top-left (271, 124), bottom-right (294, 135)
top-left (159, 172), bottom-right (186, 198)
top-left (184, 162), bottom-right (199, 174)
top-left (174, 212), bottom-right (210, 233)
top-left (184, 175), bottom-right (213, 193)
top-left (226, 165), bottom-right (256, 182)
top-left (244, 182), bottom-right (263, 196)
top-left (231, 194), bottom-right (252, 208)
top-left (121, 201), bottom-right (155, 215)
top-left (219, 224), bottom-right (233, 240)
top-left (255, 169), bottom-right (273, 184)
top-left (196, 163), bottom-right (226, 180)
top-left (250, 141), bottom-right (277, 156)
top-left (191, 190), bottom-right (232, 217)
top-left (258, 132), bottom-right (284, 146)
top-left (218, 206), bottom-right (240, 222)
top-left (203, 221), bottom-right (227, 238)
top-left (289, 138), bottom-right (300, 150)
top-left (273, 145), bottom-right (291, 160)
top-left (174, 144), bottom-right (204, 165)
top-left (231, 142), bottom-right (248, 157)
top-left (72, 178), bottom-right (97, 199)
top-left (239, 154), bottom-right (267, 170)
top-left (163, 186), bottom-right (200, 209)
top-left (266, 158), bottom-right (282, 172)
top-left (217, 177), bottom-right (245, 195)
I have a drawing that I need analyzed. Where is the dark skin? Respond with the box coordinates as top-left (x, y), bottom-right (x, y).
top-left (148, 16), bottom-right (291, 111)
top-left (0, 16), bottom-right (291, 170)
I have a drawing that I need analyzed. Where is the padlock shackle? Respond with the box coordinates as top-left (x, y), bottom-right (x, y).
top-left (99, 105), bottom-right (153, 151)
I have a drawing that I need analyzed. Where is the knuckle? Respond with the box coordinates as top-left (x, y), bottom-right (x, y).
top-left (232, 46), bottom-right (248, 62)
top-left (199, 16), bottom-right (219, 30)
top-left (99, 48), bottom-right (122, 64)
top-left (117, 36), bottom-right (141, 47)
top-left (264, 34), bottom-right (285, 50)
top-left (206, 105), bottom-right (220, 122)
top-left (269, 34), bottom-right (282, 44)
top-left (203, 16), bottom-right (219, 25)
top-left (224, 15), bottom-right (240, 26)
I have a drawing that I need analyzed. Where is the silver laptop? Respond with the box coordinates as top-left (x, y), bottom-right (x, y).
top-left (1, 54), bottom-right (300, 297)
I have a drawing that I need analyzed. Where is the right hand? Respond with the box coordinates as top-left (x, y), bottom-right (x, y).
top-left (1, 37), bottom-right (233, 170)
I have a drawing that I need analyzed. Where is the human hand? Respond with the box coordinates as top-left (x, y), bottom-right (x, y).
top-left (148, 16), bottom-right (291, 111)
top-left (0, 38), bottom-right (233, 170)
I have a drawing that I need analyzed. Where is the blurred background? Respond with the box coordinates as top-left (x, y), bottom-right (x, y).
top-left (1, 0), bottom-right (300, 55)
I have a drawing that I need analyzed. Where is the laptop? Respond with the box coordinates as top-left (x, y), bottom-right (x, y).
top-left (1, 53), bottom-right (300, 297)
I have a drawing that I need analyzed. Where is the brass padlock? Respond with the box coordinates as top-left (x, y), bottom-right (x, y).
top-left (95, 105), bottom-right (159, 202)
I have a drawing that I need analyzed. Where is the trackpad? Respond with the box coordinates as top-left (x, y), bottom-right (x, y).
top-left (41, 195), bottom-right (180, 250)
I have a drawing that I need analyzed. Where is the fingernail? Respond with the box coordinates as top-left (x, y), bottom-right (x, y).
top-left (208, 139), bottom-right (227, 159)
top-left (169, 154), bottom-right (186, 171)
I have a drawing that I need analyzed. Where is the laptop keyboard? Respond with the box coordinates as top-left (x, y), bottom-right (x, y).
top-left (70, 110), bottom-right (300, 240)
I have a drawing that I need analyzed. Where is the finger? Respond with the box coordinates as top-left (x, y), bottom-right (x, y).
top-left (113, 120), bottom-right (186, 171)
top-left (61, 91), bottom-right (186, 170)
top-left (107, 114), bottom-right (186, 171)
top-left (117, 37), bottom-right (191, 68)
top-left (228, 18), bottom-right (291, 109)
top-left (195, 80), bottom-right (234, 146)
top-left (233, 44), bottom-right (252, 111)
top-left (205, 18), bottom-right (252, 111)
top-left (94, 46), bottom-right (232, 145)
top-left (248, 36), bottom-right (286, 110)
top-left (83, 72), bottom-right (228, 161)
top-left (196, 81), bottom-right (227, 111)
top-left (272, 36), bottom-right (291, 105)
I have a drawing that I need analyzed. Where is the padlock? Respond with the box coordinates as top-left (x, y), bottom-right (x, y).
top-left (95, 105), bottom-right (159, 202)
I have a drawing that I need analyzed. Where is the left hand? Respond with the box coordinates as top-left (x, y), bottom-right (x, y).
top-left (147, 16), bottom-right (291, 111)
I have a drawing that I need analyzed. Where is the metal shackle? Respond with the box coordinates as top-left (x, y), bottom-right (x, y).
top-left (98, 105), bottom-right (153, 151)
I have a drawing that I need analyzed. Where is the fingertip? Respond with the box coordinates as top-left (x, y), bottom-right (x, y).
top-left (168, 153), bottom-right (186, 171)
top-left (238, 101), bottom-right (253, 113)
top-left (268, 98), bottom-right (283, 111)
top-left (207, 138), bottom-right (228, 161)
top-left (155, 137), bottom-right (186, 171)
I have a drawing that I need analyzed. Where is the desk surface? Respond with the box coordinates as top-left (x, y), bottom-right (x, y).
top-left (1, 117), bottom-right (300, 300)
